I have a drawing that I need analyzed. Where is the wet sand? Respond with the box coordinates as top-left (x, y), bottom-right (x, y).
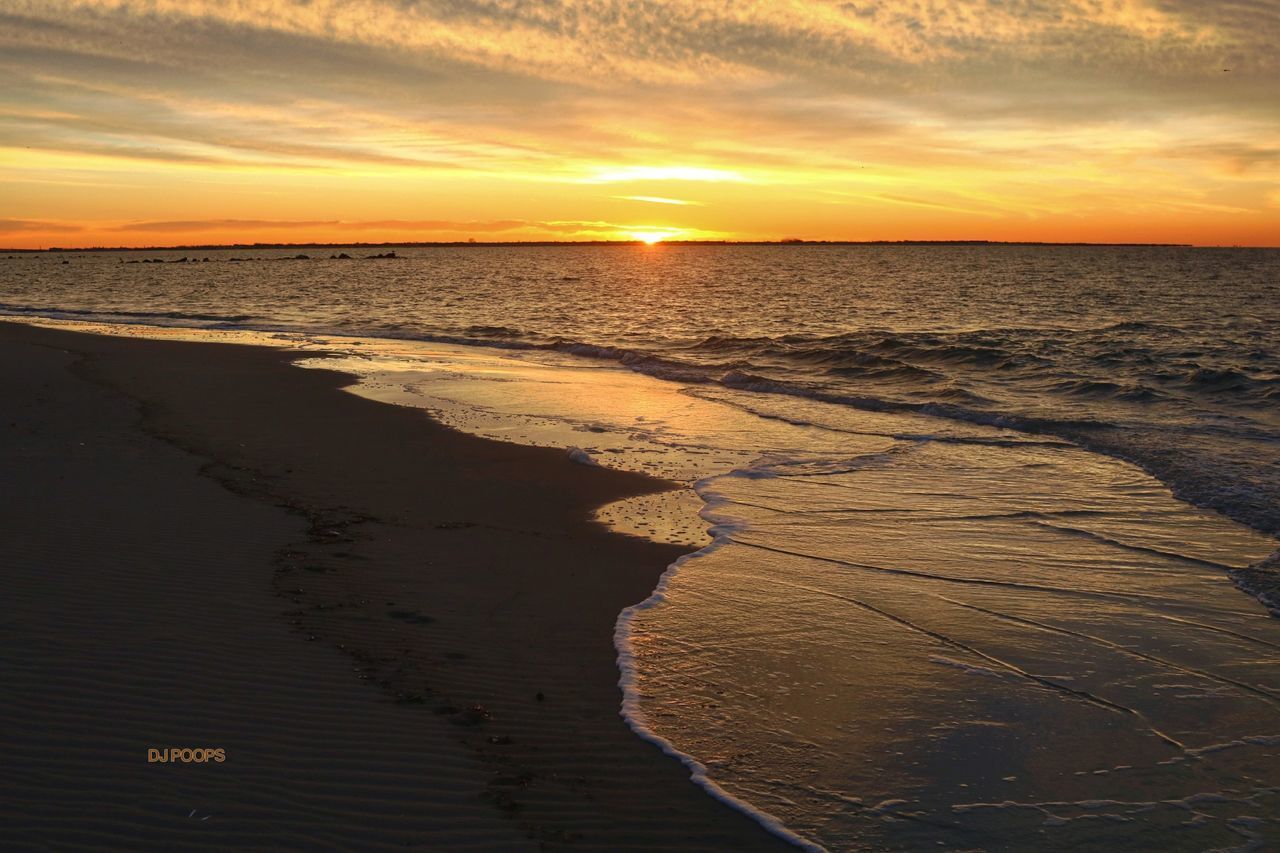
top-left (0, 320), bottom-right (786, 849)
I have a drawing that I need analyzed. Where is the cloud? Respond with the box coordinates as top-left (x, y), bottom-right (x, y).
top-left (1170, 143), bottom-right (1280, 177)
top-left (615, 196), bottom-right (702, 206)
top-left (0, 218), bottom-right (84, 234)
top-left (0, 1), bottom-right (1277, 243)
top-left (98, 218), bottom-right (688, 237)
top-left (583, 167), bottom-right (746, 183)
top-left (4, 3), bottom-right (1276, 172)
top-left (108, 219), bottom-right (339, 232)
top-left (106, 218), bottom-right (534, 233)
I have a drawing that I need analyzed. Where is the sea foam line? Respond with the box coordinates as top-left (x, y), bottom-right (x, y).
top-left (613, 475), bottom-right (826, 852)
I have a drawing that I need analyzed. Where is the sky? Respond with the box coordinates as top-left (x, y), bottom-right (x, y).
top-left (2, 0), bottom-right (1278, 248)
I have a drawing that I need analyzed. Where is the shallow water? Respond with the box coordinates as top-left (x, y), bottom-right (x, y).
top-left (4, 244), bottom-right (1278, 848)
top-left (315, 338), bottom-right (1280, 851)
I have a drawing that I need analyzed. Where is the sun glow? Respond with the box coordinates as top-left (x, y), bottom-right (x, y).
top-left (629, 231), bottom-right (669, 244)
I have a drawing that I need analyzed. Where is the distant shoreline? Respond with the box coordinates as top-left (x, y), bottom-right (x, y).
top-left (6, 238), bottom-right (1248, 253)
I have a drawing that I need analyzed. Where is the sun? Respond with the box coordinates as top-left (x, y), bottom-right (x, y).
top-left (628, 231), bottom-right (669, 245)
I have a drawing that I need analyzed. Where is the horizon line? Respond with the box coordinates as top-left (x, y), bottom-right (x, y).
top-left (7, 238), bottom-right (1272, 254)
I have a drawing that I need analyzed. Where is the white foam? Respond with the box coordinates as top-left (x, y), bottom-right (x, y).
top-left (613, 477), bottom-right (824, 851)
top-left (566, 446), bottom-right (600, 466)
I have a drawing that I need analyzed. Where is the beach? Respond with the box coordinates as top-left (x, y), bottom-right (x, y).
top-left (0, 319), bottom-right (786, 849)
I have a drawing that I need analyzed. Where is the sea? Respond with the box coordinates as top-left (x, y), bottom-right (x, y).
top-left (4, 244), bottom-right (1278, 850)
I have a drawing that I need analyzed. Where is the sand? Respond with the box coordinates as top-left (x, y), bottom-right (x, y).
top-left (0, 321), bottom-right (785, 849)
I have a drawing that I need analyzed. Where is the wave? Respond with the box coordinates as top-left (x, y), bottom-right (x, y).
top-left (1232, 551), bottom-right (1280, 618)
top-left (1182, 367), bottom-right (1279, 395)
top-left (0, 302), bottom-right (254, 325)
top-left (550, 341), bottom-right (723, 383)
top-left (1098, 320), bottom-right (1184, 333)
top-left (1044, 378), bottom-right (1166, 403)
top-left (463, 324), bottom-right (525, 339)
top-left (613, 480), bottom-right (824, 852)
top-left (689, 329), bottom-right (1044, 371)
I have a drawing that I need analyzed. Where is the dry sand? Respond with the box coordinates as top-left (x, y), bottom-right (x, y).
top-left (0, 321), bottom-right (785, 850)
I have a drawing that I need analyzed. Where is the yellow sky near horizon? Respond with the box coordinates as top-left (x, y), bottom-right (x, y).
top-left (2, 0), bottom-right (1278, 248)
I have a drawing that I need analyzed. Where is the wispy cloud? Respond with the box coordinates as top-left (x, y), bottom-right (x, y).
top-left (106, 219), bottom-right (531, 233)
top-left (583, 167), bottom-right (747, 184)
top-left (0, 219), bottom-right (84, 234)
top-left (615, 195), bottom-right (702, 206)
top-left (50, 217), bottom-right (713, 240)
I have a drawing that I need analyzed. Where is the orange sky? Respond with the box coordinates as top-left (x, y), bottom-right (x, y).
top-left (2, 1), bottom-right (1278, 248)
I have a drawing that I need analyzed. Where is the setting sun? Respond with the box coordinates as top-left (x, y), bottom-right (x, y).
top-left (629, 231), bottom-right (669, 245)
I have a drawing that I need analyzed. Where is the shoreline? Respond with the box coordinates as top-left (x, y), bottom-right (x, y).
top-left (0, 320), bottom-right (788, 849)
top-left (12, 309), bottom-right (1276, 617)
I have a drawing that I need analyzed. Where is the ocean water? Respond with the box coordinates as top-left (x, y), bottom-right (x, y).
top-left (4, 244), bottom-right (1279, 849)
